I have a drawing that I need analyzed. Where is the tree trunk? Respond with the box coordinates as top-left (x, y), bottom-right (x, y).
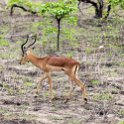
top-left (56, 18), bottom-right (61, 51)
top-left (97, 0), bottom-right (104, 18)
top-left (87, 0), bottom-right (100, 18)
top-left (78, 0), bottom-right (110, 19)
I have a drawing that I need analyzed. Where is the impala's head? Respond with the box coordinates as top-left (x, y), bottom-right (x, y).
top-left (20, 35), bottom-right (37, 65)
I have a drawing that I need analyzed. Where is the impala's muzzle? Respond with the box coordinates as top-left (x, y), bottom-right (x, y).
top-left (19, 57), bottom-right (24, 65)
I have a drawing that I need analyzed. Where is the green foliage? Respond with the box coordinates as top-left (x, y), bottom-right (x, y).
top-left (118, 121), bottom-right (124, 124)
top-left (7, 0), bottom-right (78, 51)
top-left (67, 119), bottom-right (82, 124)
top-left (8, 0), bottom-right (30, 7)
top-left (32, 20), bottom-right (57, 46)
top-left (120, 62), bottom-right (124, 67)
top-left (3, 82), bottom-right (14, 94)
top-left (94, 93), bottom-right (113, 101)
top-left (85, 47), bottom-right (92, 55)
top-left (91, 80), bottom-right (101, 86)
top-left (0, 108), bottom-right (7, 114)
top-left (0, 35), bottom-right (9, 47)
top-left (42, 1), bottom-right (77, 19)
top-left (118, 109), bottom-right (124, 116)
top-left (62, 27), bottom-right (77, 41)
top-left (39, 1), bottom-right (78, 51)
top-left (24, 82), bottom-right (33, 87)
top-left (66, 51), bottom-right (74, 58)
top-left (8, 0), bottom-right (78, 19)
top-left (109, 0), bottom-right (124, 9)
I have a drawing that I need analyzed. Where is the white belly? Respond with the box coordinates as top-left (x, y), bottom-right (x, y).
top-left (46, 65), bottom-right (64, 71)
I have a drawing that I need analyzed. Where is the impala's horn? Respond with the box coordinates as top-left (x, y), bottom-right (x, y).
top-left (21, 35), bottom-right (29, 54)
top-left (27, 34), bottom-right (37, 49)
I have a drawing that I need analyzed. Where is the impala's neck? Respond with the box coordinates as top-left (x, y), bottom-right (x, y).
top-left (27, 52), bottom-right (42, 68)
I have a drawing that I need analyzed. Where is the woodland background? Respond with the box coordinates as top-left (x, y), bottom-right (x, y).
top-left (0, 0), bottom-right (124, 124)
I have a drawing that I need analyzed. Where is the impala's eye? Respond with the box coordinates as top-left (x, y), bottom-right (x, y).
top-left (23, 46), bottom-right (26, 50)
top-left (32, 46), bottom-right (35, 49)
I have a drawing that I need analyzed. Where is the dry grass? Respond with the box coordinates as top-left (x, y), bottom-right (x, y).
top-left (0, 3), bottom-right (124, 124)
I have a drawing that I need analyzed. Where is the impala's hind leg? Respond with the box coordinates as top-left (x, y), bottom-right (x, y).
top-left (64, 79), bottom-right (75, 103)
top-left (67, 65), bottom-right (88, 103)
top-left (66, 79), bottom-right (75, 99)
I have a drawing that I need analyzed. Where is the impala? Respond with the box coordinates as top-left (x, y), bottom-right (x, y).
top-left (20, 35), bottom-right (88, 103)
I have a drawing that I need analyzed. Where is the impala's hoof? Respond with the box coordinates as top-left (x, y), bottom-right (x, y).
top-left (34, 94), bottom-right (38, 98)
top-left (35, 90), bottom-right (39, 95)
top-left (63, 97), bottom-right (70, 103)
top-left (84, 98), bottom-right (88, 104)
top-left (51, 96), bottom-right (56, 101)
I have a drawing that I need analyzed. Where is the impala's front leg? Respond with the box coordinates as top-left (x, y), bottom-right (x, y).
top-left (47, 72), bottom-right (54, 101)
top-left (73, 77), bottom-right (88, 103)
top-left (36, 73), bottom-right (47, 95)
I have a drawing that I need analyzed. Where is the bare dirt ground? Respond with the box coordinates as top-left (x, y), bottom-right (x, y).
top-left (0, 2), bottom-right (124, 124)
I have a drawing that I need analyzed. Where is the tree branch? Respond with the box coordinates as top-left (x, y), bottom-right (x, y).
top-left (104, 4), bottom-right (111, 19)
top-left (78, 0), bottom-right (99, 18)
top-left (10, 4), bottom-right (37, 16)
